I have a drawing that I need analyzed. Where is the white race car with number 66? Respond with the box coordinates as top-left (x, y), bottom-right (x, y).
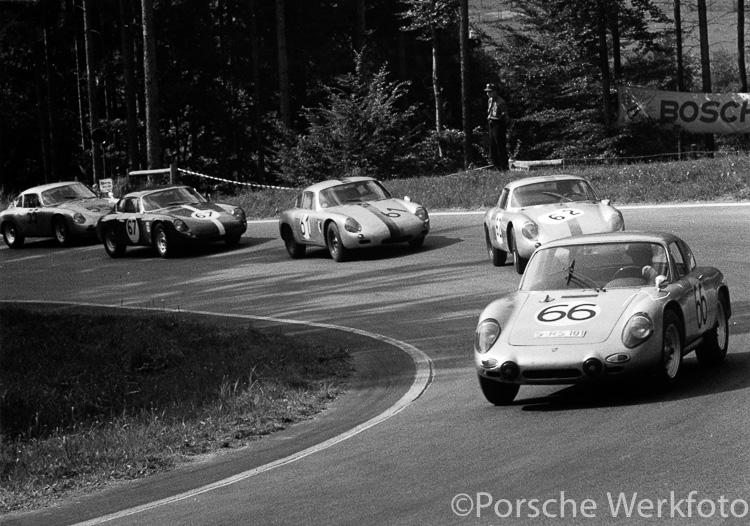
top-left (474, 231), bottom-right (731, 405)
top-left (484, 174), bottom-right (624, 274)
top-left (279, 177), bottom-right (430, 262)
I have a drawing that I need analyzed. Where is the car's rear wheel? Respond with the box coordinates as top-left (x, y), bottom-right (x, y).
top-left (478, 375), bottom-right (520, 405)
top-left (103, 227), bottom-right (126, 258)
top-left (326, 223), bottom-right (348, 262)
top-left (656, 310), bottom-right (683, 387)
top-left (695, 298), bottom-right (729, 366)
top-left (2, 222), bottom-right (24, 248)
top-left (284, 232), bottom-right (306, 259)
top-left (153, 225), bottom-right (174, 258)
top-left (53, 217), bottom-right (71, 246)
top-left (485, 227), bottom-right (507, 266)
top-left (509, 228), bottom-right (527, 274)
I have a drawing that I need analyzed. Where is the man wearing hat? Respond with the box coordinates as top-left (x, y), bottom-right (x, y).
top-left (485, 83), bottom-right (510, 170)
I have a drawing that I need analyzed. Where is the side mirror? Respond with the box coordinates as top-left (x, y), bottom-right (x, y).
top-left (655, 275), bottom-right (668, 289)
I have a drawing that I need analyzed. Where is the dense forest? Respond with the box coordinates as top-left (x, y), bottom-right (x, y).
top-left (0, 0), bottom-right (747, 194)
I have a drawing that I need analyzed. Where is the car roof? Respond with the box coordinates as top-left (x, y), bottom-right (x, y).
top-left (303, 176), bottom-right (378, 193)
top-left (123, 185), bottom-right (191, 198)
top-left (541, 231), bottom-right (680, 249)
top-left (20, 181), bottom-right (82, 194)
top-left (504, 174), bottom-right (588, 191)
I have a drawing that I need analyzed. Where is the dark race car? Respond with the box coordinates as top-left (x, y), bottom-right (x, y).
top-left (96, 185), bottom-right (247, 258)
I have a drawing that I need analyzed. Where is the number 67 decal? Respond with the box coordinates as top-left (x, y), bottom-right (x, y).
top-left (536, 303), bottom-right (601, 325)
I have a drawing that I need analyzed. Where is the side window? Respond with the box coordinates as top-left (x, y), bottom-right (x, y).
top-left (301, 192), bottom-right (314, 210)
top-left (498, 188), bottom-right (509, 209)
top-left (23, 194), bottom-right (40, 208)
top-left (123, 198), bottom-right (137, 213)
top-left (668, 242), bottom-right (687, 279)
top-left (677, 240), bottom-right (696, 272)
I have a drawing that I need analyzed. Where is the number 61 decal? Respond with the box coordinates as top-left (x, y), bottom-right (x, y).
top-left (536, 302), bottom-right (600, 325)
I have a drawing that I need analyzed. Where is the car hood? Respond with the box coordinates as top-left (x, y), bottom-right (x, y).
top-left (507, 288), bottom-right (641, 345)
top-left (57, 198), bottom-right (114, 215)
top-left (157, 202), bottom-right (234, 220)
top-left (333, 199), bottom-right (423, 228)
top-left (521, 202), bottom-right (614, 238)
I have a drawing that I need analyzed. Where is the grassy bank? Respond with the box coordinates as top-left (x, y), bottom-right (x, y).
top-left (227, 155), bottom-right (750, 218)
top-left (0, 305), bottom-right (353, 513)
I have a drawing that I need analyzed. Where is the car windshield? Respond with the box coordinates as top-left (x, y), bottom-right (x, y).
top-left (510, 180), bottom-right (598, 208)
top-left (520, 242), bottom-right (669, 291)
top-left (40, 183), bottom-right (97, 205)
top-left (319, 180), bottom-right (391, 207)
top-left (141, 187), bottom-right (206, 211)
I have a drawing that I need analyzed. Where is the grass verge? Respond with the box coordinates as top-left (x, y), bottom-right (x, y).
top-left (0, 305), bottom-right (353, 513)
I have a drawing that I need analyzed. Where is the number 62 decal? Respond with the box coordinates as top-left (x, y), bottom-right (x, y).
top-left (536, 302), bottom-right (601, 325)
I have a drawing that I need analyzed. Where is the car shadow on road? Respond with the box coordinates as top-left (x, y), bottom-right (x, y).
top-left (289, 234), bottom-right (464, 262)
top-left (517, 351), bottom-right (750, 411)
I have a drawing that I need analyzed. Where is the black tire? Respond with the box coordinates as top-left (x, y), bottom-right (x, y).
top-left (225, 234), bottom-right (242, 247)
top-left (485, 227), bottom-right (507, 267)
top-left (695, 298), bottom-right (729, 366)
top-left (656, 310), bottom-right (683, 388)
top-left (103, 227), bottom-right (126, 258)
top-left (284, 231), bottom-right (306, 259)
top-left (326, 223), bottom-right (348, 262)
top-left (2, 222), bottom-right (25, 248)
top-left (153, 224), bottom-right (174, 258)
top-left (478, 375), bottom-right (520, 405)
top-left (408, 235), bottom-right (426, 249)
top-left (510, 228), bottom-right (527, 274)
top-left (53, 217), bottom-right (71, 246)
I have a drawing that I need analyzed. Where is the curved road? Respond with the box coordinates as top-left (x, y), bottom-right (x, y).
top-left (2, 203), bottom-right (749, 526)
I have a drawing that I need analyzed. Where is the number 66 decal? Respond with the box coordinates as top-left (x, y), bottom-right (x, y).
top-left (536, 303), bottom-right (600, 325)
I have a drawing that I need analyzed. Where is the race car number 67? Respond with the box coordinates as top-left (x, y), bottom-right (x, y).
top-left (537, 303), bottom-right (600, 324)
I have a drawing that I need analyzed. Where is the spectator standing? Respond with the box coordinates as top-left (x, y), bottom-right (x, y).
top-left (485, 83), bottom-right (510, 170)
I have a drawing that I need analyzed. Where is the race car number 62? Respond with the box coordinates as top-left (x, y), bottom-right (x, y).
top-left (537, 303), bottom-right (600, 324)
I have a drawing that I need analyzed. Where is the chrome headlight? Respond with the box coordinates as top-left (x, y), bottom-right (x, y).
top-left (475, 319), bottom-right (501, 354)
top-left (173, 219), bottom-right (189, 233)
top-left (72, 213), bottom-right (86, 224)
top-left (415, 207), bottom-right (429, 223)
top-left (521, 221), bottom-right (538, 240)
top-left (609, 211), bottom-right (625, 231)
top-left (622, 312), bottom-right (653, 348)
top-left (344, 217), bottom-right (361, 233)
top-left (232, 207), bottom-right (246, 221)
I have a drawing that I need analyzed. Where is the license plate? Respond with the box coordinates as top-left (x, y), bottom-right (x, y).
top-left (534, 330), bottom-right (587, 338)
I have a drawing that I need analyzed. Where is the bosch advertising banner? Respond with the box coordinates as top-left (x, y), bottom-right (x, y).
top-left (617, 85), bottom-right (750, 134)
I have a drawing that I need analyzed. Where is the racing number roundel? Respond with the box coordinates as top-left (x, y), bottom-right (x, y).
top-left (537, 208), bottom-right (584, 225)
top-left (191, 210), bottom-right (220, 220)
top-left (125, 219), bottom-right (140, 243)
top-left (535, 302), bottom-right (600, 326)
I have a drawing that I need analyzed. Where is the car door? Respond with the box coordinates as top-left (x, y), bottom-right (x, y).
top-left (116, 198), bottom-right (146, 246)
top-left (668, 240), bottom-right (706, 346)
top-left (293, 191), bottom-right (324, 247)
top-left (491, 188), bottom-right (510, 249)
top-left (18, 193), bottom-right (45, 237)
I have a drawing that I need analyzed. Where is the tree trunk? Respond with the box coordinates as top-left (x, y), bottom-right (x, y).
top-left (141, 0), bottom-right (162, 169)
top-left (738, 0), bottom-right (747, 91)
top-left (120, 0), bottom-right (141, 173)
top-left (355, 0), bottom-right (366, 52)
top-left (596, 0), bottom-right (611, 127)
top-left (34, 38), bottom-right (51, 184)
top-left (83, 0), bottom-right (102, 183)
top-left (250, 0), bottom-right (266, 181)
top-left (459, 0), bottom-right (471, 167)
top-left (431, 24), bottom-right (444, 158)
top-left (276, 0), bottom-right (291, 128)
top-left (609, 1), bottom-right (621, 82)
top-left (697, 0), bottom-right (714, 152)
top-left (674, 0), bottom-right (684, 91)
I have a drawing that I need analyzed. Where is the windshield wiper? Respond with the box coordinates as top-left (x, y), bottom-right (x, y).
top-left (542, 191), bottom-right (572, 202)
top-left (566, 260), bottom-right (605, 291)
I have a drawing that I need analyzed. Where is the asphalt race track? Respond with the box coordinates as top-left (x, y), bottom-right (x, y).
top-left (2, 203), bottom-right (749, 526)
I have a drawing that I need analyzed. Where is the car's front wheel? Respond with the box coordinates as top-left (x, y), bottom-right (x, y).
top-left (153, 225), bottom-right (175, 258)
top-left (225, 234), bottom-right (242, 247)
top-left (478, 375), bottom-right (520, 405)
top-left (103, 227), bottom-right (126, 258)
top-left (695, 298), bottom-right (729, 366)
top-left (53, 217), bottom-right (71, 246)
top-left (326, 223), bottom-right (348, 262)
top-left (509, 228), bottom-right (527, 274)
top-left (408, 235), bottom-right (426, 250)
top-left (656, 310), bottom-right (683, 388)
top-left (485, 227), bottom-right (507, 266)
top-left (2, 222), bottom-right (25, 248)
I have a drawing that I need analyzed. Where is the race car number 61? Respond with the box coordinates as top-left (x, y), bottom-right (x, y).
top-left (536, 303), bottom-right (600, 325)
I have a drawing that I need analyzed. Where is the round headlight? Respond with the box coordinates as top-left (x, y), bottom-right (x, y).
top-left (344, 217), bottom-right (361, 233)
top-left (622, 313), bottom-right (653, 348)
top-left (233, 207), bottom-right (246, 221)
top-left (415, 207), bottom-right (429, 222)
top-left (475, 319), bottom-right (501, 354)
top-left (73, 213), bottom-right (86, 224)
top-left (521, 221), bottom-right (538, 240)
top-left (609, 212), bottom-right (624, 231)
top-left (173, 219), bottom-right (189, 233)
